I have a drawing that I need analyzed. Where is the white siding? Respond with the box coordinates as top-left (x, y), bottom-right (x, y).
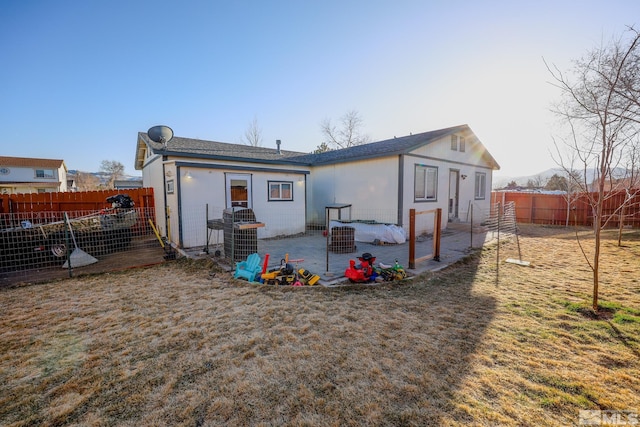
top-left (146, 157), bottom-right (309, 248)
top-left (404, 133), bottom-right (494, 233)
top-left (141, 154), bottom-right (168, 235)
top-left (310, 157), bottom-right (400, 226)
top-left (0, 163), bottom-right (66, 193)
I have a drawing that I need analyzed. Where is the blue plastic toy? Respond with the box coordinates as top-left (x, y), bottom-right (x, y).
top-left (234, 253), bottom-right (262, 282)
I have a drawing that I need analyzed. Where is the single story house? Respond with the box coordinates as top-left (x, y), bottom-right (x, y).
top-left (134, 124), bottom-right (499, 249)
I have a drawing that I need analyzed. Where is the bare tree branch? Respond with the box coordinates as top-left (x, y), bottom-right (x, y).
top-left (320, 110), bottom-right (370, 150)
top-left (243, 116), bottom-right (263, 147)
top-left (100, 160), bottom-right (124, 189)
top-left (547, 26), bottom-right (640, 311)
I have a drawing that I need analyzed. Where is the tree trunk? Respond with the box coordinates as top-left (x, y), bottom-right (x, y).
top-left (618, 203), bottom-right (625, 247)
top-left (593, 219), bottom-right (600, 312)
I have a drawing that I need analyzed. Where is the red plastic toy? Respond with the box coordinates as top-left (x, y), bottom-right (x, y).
top-left (344, 253), bottom-right (377, 283)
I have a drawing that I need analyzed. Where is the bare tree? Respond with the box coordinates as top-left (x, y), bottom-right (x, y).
top-left (526, 174), bottom-right (547, 189)
top-left (100, 160), bottom-right (125, 189)
top-left (546, 26), bottom-right (640, 311)
top-left (74, 171), bottom-right (101, 191)
top-left (320, 110), bottom-right (370, 150)
top-left (243, 116), bottom-right (263, 147)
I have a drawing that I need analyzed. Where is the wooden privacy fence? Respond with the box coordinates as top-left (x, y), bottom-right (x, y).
top-left (0, 188), bottom-right (154, 214)
top-left (491, 190), bottom-right (640, 227)
top-left (0, 188), bottom-right (155, 234)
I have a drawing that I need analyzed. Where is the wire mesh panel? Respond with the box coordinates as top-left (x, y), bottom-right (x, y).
top-left (0, 205), bottom-right (160, 284)
top-left (223, 207), bottom-right (264, 262)
top-left (329, 226), bottom-right (356, 253)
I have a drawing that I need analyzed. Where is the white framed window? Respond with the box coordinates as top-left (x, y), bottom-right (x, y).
top-left (459, 137), bottom-right (466, 152)
top-left (35, 169), bottom-right (54, 178)
top-left (268, 181), bottom-right (293, 201)
top-left (450, 135), bottom-right (458, 151)
top-left (475, 172), bottom-right (486, 200)
top-left (415, 165), bottom-right (438, 201)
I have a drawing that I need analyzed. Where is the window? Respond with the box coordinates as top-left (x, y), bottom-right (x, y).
top-left (459, 137), bottom-right (466, 152)
top-left (415, 165), bottom-right (438, 201)
top-left (475, 172), bottom-right (486, 200)
top-left (450, 135), bottom-right (458, 151)
top-left (35, 169), bottom-right (54, 178)
top-left (268, 181), bottom-right (293, 201)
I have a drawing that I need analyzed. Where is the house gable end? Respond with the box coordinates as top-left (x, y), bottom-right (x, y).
top-left (308, 125), bottom-right (472, 166)
top-left (407, 128), bottom-right (500, 170)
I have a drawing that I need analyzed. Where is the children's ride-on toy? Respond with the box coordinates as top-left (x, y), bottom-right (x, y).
top-left (378, 259), bottom-right (407, 281)
top-left (345, 252), bottom-right (377, 283)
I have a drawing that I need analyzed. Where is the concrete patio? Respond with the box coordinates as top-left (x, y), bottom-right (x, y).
top-left (192, 223), bottom-right (495, 286)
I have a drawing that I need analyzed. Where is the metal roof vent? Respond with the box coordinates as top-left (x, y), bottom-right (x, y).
top-left (276, 139), bottom-right (282, 155)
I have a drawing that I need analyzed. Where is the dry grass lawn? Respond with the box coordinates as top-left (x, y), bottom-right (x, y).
top-left (1, 225), bottom-right (639, 426)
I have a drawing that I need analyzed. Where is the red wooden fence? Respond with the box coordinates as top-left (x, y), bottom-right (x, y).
top-left (0, 188), bottom-right (156, 235)
top-left (491, 190), bottom-right (640, 227)
top-left (0, 188), bottom-right (154, 215)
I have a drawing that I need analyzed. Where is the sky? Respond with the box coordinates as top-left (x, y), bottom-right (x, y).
top-left (1, 0), bottom-right (639, 178)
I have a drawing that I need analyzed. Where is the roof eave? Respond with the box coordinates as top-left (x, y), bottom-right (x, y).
top-left (158, 150), bottom-right (314, 167)
top-left (135, 133), bottom-right (150, 170)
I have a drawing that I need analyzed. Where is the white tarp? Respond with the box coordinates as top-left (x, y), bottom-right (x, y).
top-left (330, 221), bottom-right (406, 244)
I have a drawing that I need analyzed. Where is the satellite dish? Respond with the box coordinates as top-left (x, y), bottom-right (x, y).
top-left (147, 125), bottom-right (174, 147)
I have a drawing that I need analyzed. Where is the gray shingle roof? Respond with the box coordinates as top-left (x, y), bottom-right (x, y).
top-left (138, 133), bottom-right (311, 165)
top-left (300, 124), bottom-right (470, 165)
top-left (137, 124), bottom-right (499, 169)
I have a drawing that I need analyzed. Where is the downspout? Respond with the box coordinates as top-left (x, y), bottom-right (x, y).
top-left (176, 165), bottom-right (183, 248)
top-left (304, 173), bottom-right (308, 230)
top-left (162, 155), bottom-right (169, 238)
top-left (397, 154), bottom-right (404, 226)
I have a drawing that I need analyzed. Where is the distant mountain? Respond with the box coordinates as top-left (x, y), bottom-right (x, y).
top-left (68, 170), bottom-right (142, 185)
top-left (493, 167), bottom-right (629, 189)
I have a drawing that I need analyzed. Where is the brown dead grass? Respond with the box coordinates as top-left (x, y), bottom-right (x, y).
top-left (1, 224), bottom-right (639, 426)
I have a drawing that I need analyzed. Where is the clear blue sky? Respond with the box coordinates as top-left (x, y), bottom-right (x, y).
top-left (1, 0), bottom-right (638, 178)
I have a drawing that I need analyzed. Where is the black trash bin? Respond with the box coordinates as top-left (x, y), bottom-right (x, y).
top-left (223, 207), bottom-right (259, 262)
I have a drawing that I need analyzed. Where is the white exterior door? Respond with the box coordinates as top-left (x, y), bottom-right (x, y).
top-left (225, 173), bottom-right (252, 208)
top-left (448, 169), bottom-right (459, 220)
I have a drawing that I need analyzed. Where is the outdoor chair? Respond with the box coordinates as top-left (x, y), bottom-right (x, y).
top-left (233, 252), bottom-right (262, 282)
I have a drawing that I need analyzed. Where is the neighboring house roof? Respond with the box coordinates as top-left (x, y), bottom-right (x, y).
top-left (114, 179), bottom-right (143, 189)
top-left (135, 124), bottom-right (500, 170)
top-left (0, 156), bottom-right (66, 170)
